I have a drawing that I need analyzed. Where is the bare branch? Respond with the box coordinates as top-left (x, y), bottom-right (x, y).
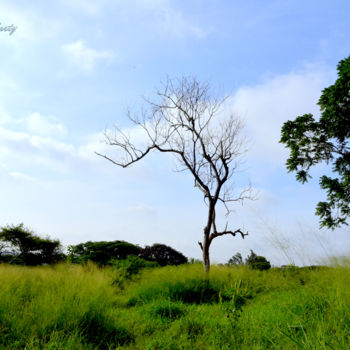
top-left (209, 228), bottom-right (248, 246)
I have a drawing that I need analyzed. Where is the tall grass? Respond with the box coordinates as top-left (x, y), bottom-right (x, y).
top-left (0, 262), bottom-right (349, 349)
top-left (0, 263), bottom-right (132, 349)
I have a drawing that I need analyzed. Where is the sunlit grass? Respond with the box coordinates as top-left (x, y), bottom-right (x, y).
top-left (0, 261), bottom-right (349, 349)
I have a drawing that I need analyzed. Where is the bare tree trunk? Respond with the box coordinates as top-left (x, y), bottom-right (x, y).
top-left (202, 227), bottom-right (211, 273)
top-left (203, 247), bottom-right (210, 273)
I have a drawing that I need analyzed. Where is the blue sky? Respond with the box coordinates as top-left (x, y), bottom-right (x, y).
top-left (1, 0), bottom-right (350, 265)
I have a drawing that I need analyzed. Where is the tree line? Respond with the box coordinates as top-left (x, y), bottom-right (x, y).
top-left (0, 223), bottom-right (188, 267)
top-left (0, 223), bottom-right (272, 270)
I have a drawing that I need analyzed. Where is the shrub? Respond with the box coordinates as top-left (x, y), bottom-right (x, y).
top-left (249, 256), bottom-right (271, 271)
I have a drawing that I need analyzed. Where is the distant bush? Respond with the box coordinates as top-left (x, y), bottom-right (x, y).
top-left (227, 250), bottom-right (271, 271)
top-left (139, 243), bottom-right (188, 266)
top-left (67, 240), bottom-right (141, 265)
top-left (0, 223), bottom-right (64, 265)
top-left (245, 250), bottom-right (271, 271)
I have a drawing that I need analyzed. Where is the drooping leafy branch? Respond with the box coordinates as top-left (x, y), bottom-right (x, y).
top-left (280, 55), bottom-right (350, 228)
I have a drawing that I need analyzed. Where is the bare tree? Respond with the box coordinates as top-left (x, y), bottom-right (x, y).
top-left (97, 76), bottom-right (254, 272)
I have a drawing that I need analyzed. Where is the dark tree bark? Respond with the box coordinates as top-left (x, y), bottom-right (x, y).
top-left (97, 76), bottom-right (254, 272)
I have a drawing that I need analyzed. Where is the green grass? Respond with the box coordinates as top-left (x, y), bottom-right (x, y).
top-left (0, 262), bottom-right (349, 349)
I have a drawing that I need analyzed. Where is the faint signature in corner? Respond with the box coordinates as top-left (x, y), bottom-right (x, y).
top-left (0, 23), bottom-right (17, 36)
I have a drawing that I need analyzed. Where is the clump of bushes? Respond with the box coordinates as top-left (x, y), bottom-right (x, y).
top-left (68, 241), bottom-right (188, 269)
top-left (227, 250), bottom-right (271, 271)
top-left (67, 240), bottom-right (142, 266)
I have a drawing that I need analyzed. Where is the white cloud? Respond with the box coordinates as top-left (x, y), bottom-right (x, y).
top-left (8, 171), bottom-right (35, 182)
top-left (62, 40), bottom-right (114, 71)
top-left (61, 0), bottom-right (112, 15)
top-left (229, 66), bottom-right (335, 165)
top-left (22, 113), bottom-right (66, 137)
top-left (0, 105), bottom-right (13, 125)
top-left (61, 0), bottom-right (208, 39)
top-left (154, 5), bottom-right (208, 39)
top-left (0, 126), bottom-right (74, 171)
top-left (77, 132), bottom-right (108, 160)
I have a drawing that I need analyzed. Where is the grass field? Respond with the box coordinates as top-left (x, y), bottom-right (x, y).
top-left (0, 262), bottom-right (349, 349)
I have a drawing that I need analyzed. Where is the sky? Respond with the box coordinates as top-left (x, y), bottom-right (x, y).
top-left (1, 0), bottom-right (350, 266)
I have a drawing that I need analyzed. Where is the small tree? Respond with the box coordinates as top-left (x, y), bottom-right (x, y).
top-left (227, 252), bottom-right (243, 266)
top-left (97, 76), bottom-right (254, 272)
top-left (139, 243), bottom-right (188, 266)
top-left (280, 55), bottom-right (350, 229)
top-left (0, 223), bottom-right (63, 265)
top-left (245, 250), bottom-right (271, 271)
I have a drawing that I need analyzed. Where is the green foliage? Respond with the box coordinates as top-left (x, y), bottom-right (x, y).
top-left (245, 250), bottom-right (271, 270)
top-left (0, 223), bottom-right (63, 265)
top-left (67, 240), bottom-right (141, 265)
top-left (139, 243), bottom-right (188, 266)
top-left (227, 252), bottom-right (244, 266)
top-left (227, 250), bottom-right (271, 270)
top-left (280, 55), bottom-right (350, 229)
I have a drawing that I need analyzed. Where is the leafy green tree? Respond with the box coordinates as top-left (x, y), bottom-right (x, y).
top-left (227, 252), bottom-right (243, 266)
top-left (280, 55), bottom-right (350, 228)
top-left (245, 250), bottom-right (258, 266)
top-left (245, 250), bottom-right (271, 271)
top-left (139, 243), bottom-right (188, 266)
top-left (67, 240), bottom-right (141, 265)
top-left (0, 223), bottom-right (63, 265)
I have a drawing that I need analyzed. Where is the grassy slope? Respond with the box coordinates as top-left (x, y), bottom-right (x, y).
top-left (0, 263), bottom-right (349, 349)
